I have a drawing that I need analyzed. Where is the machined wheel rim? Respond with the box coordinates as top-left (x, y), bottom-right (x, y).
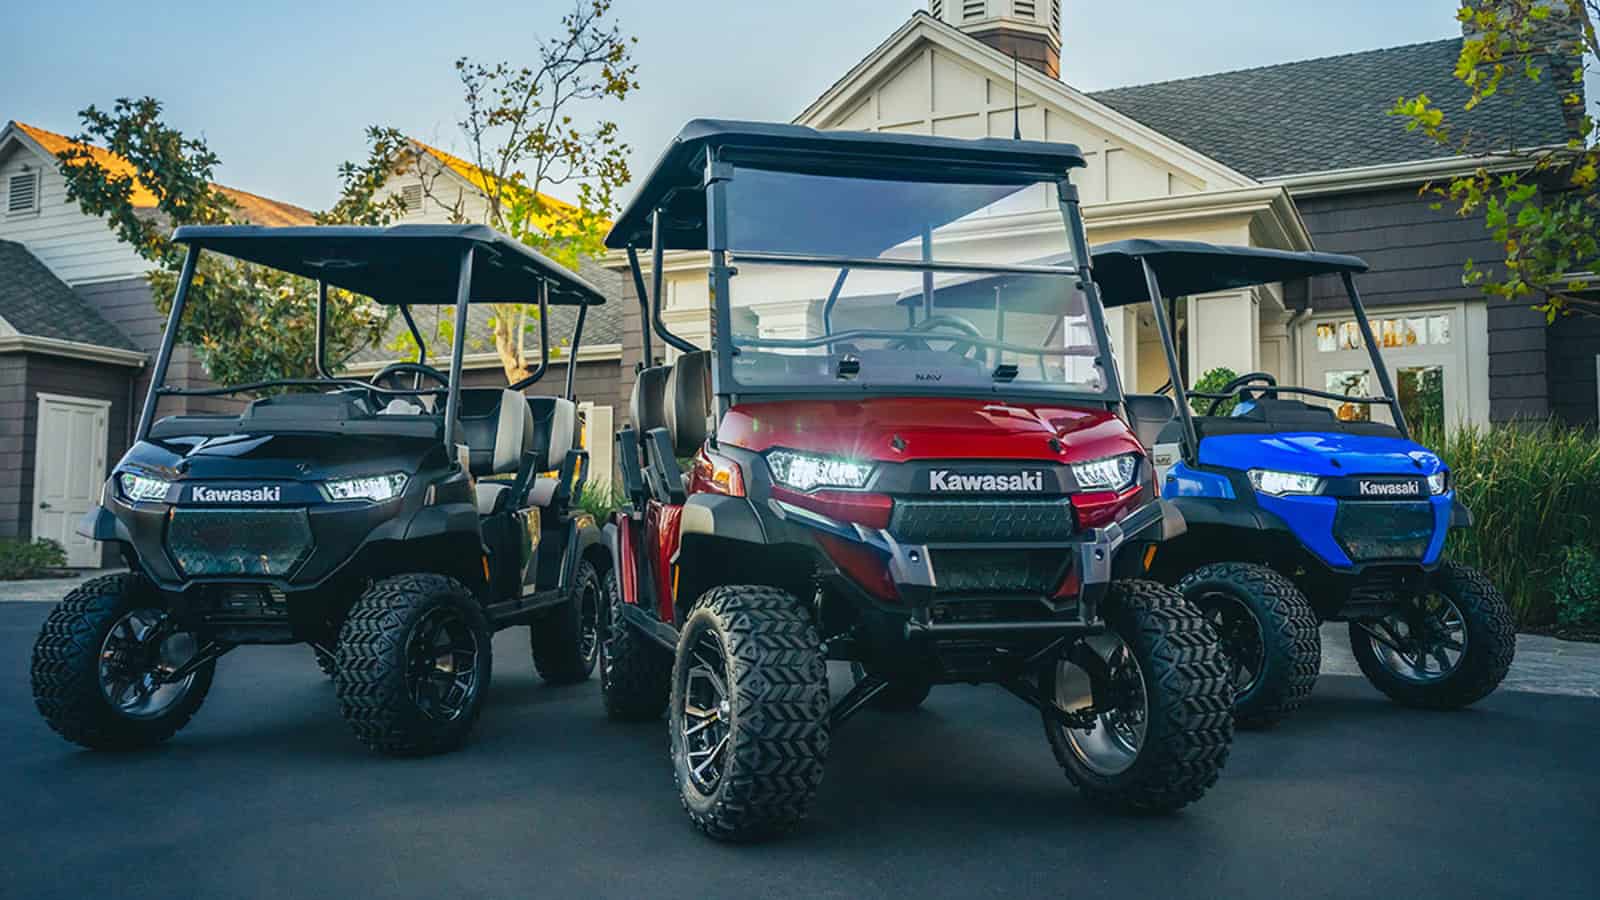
top-left (98, 609), bottom-right (198, 719)
top-left (1359, 592), bottom-right (1468, 683)
top-left (406, 607), bottom-right (482, 721)
top-left (1199, 592), bottom-right (1266, 698)
top-left (679, 627), bottom-right (732, 794)
top-left (1055, 633), bottom-right (1149, 776)
top-left (578, 578), bottom-right (601, 671)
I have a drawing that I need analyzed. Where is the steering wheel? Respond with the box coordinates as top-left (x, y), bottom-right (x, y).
top-left (889, 314), bottom-right (986, 362)
top-left (369, 361), bottom-right (449, 411)
top-left (1205, 371), bottom-right (1278, 416)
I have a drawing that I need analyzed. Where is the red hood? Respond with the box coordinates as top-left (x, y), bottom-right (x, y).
top-left (717, 397), bottom-right (1141, 463)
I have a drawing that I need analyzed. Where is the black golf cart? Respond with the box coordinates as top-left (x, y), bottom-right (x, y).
top-left (1089, 239), bottom-right (1514, 726)
top-left (597, 120), bottom-right (1234, 841)
top-left (30, 224), bottom-right (610, 756)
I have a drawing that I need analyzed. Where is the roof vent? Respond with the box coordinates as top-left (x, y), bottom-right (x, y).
top-left (401, 183), bottom-right (424, 214)
top-left (7, 171), bottom-right (39, 214)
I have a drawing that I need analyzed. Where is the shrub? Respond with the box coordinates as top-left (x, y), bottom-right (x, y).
top-left (1419, 420), bottom-right (1600, 627)
top-left (0, 538), bottom-right (68, 580)
top-left (1190, 366), bottom-right (1240, 416)
top-left (1552, 545), bottom-right (1600, 631)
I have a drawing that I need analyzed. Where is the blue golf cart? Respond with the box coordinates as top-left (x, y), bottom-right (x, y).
top-left (1091, 239), bottom-right (1515, 727)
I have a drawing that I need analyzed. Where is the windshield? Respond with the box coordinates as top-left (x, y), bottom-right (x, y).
top-left (719, 167), bottom-right (1106, 397)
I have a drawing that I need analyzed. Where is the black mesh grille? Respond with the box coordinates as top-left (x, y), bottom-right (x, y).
top-left (167, 509), bottom-right (313, 577)
top-left (890, 498), bottom-right (1075, 544)
top-left (929, 549), bottom-right (1065, 594)
top-left (1332, 502), bottom-right (1435, 562)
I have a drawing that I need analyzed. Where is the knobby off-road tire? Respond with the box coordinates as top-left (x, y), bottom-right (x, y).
top-left (531, 560), bottom-right (602, 684)
top-left (599, 568), bottom-right (672, 721)
top-left (335, 574), bottom-right (492, 756)
top-left (1350, 561), bottom-right (1515, 710)
top-left (848, 663), bottom-right (933, 711)
top-left (31, 573), bottom-right (215, 751)
top-left (671, 585), bottom-right (830, 842)
top-left (1178, 562), bottom-right (1321, 729)
top-left (1045, 579), bottom-right (1234, 813)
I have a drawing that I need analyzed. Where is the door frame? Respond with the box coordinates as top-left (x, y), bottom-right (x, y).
top-left (31, 391), bottom-right (111, 568)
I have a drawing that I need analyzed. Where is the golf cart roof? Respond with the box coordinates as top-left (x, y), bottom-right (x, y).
top-left (606, 119), bottom-right (1088, 251)
top-left (1089, 239), bottom-right (1368, 306)
top-left (172, 224), bottom-right (606, 307)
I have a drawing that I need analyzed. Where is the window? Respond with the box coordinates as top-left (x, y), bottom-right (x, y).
top-left (7, 171), bottom-right (39, 215)
top-left (400, 183), bottom-right (424, 214)
top-left (1315, 315), bottom-right (1450, 352)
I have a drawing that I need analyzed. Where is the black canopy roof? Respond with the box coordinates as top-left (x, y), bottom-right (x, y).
top-left (1090, 239), bottom-right (1368, 306)
top-left (606, 119), bottom-right (1088, 251)
top-left (172, 224), bottom-right (606, 306)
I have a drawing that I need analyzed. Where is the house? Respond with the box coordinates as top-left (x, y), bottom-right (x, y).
top-left (610, 4), bottom-right (1596, 431)
top-left (354, 136), bottom-right (627, 483)
top-left (0, 120), bottom-right (314, 566)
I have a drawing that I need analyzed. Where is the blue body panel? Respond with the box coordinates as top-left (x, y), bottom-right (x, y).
top-left (1166, 431), bottom-right (1454, 570)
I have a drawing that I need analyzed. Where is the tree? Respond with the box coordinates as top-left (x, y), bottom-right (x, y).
top-left (404, 0), bottom-right (637, 383)
top-left (1392, 1), bottom-right (1598, 320)
top-left (56, 99), bottom-right (409, 388)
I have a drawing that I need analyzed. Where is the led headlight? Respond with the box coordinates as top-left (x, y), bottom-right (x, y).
top-left (1248, 469), bottom-right (1323, 497)
top-left (1071, 453), bottom-right (1139, 492)
top-left (118, 472), bottom-right (171, 503)
top-left (323, 472), bottom-right (408, 503)
top-left (1427, 470), bottom-right (1449, 495)
top-left (766, 449), bottom-right (873, 492)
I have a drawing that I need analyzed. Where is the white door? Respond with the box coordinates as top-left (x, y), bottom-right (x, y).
top-left (32, 393), bottom-right (110, 568)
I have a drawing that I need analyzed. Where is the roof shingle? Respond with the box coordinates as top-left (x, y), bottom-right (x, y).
top-left (1088, 38), bottom-right (1572, 179)
top-left (0, 240), bottom-right (138, 350)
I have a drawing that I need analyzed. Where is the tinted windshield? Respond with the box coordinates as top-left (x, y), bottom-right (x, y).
top-left (727, 262), bottom-right (1106, 395)
top-left (724, 167), bottom-right (1073, 267)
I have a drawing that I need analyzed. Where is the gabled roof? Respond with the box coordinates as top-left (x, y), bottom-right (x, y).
top-left (793, 12), bottom-right (1255, 192)
top-left (407, 138), bottom-right (607, 235)
top-left (7, 121), bottom-right (314, 226)
top-left (0, 240), bottom-right (137, 350)
top-left (1089, 38), bottom-right (1572, 179)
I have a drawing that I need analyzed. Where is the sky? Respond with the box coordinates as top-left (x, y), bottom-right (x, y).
top-left (1, 0), bottom-right (1581, 212)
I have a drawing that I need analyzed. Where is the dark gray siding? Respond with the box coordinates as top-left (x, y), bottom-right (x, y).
top-left (1548, 315), bottom-right (1600, 426)
top-left (1288, 185), bottom-right (1546, 423)
top-left (74, 276), bottom-right (242, 418)
top-left (1, 352), bottom-right (135, 566)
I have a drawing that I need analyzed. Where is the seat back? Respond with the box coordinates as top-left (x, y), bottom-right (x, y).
top-left (457, 389), bottom-right (533, 476)
top-left (665, 350), bottom-right (713, 457)
top-left (525, 397), bottom-right (578, 473)
top-left (1124, 393), bottom-right (1178, 449)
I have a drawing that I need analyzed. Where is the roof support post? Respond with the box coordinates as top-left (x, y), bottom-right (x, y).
top-left (136, 244), bottom-right (199, 441)
top-left (442, 244), bottom-right (475, 451)
top-left (625, 244), bottom-right (654, 369)
top-left (1341, 270), bottom-right (1409, 438)
top-left (1143, 259), bottom-right (1199, 456)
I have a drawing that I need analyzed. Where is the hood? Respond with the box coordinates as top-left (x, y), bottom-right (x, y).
top-left (717, 397), bottom-right (1141, 463)
top-left (1198, 431), bottom-right (1445, 478)
top-left (121, 431), bottom-right (447, 485)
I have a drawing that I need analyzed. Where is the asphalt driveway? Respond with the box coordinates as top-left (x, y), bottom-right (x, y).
top-left (1, 602), bottom-right (1594, 900)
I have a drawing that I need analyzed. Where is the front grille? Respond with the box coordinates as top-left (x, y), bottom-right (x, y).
top-left (1332, 501), bottom-right (1434, 562)
top-left (167, 508), bottom-right (313, 577)
top-left (891, 498), bottom-right (1075, 544)
top-left (929, 548), bottom-right (1065, 594)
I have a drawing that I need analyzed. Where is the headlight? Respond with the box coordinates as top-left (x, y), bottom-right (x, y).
top-left (1428, 470), bottom-right (1449, 495)
top-left (118, 472), bottom-right (171, 503)
top-left (1071, 453), bottom-right (1139, 492)
top-left (323, 473), bottom-right (409, 503)
top-left (766, 449), bottom-right (873, 492)
top-left (1248, 469), bottom-right (1323, 496)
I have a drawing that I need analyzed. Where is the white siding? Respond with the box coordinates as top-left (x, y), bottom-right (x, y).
top-left (0, 142), bottom-right (149, 285)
